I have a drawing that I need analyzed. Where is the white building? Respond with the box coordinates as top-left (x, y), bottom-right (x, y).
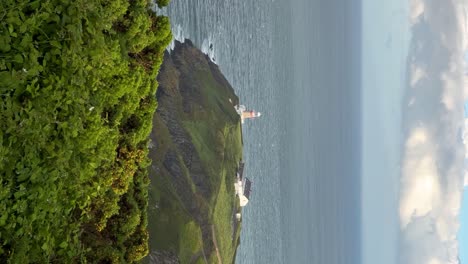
top-left (234, 105), bottom-right (262, 124)
top-left (234, 178), bottom-right (252, 207)
top-left (234, 162), bottom-right (252, 207)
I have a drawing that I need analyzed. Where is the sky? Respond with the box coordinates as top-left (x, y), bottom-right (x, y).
top-left (361, 0), bottom-right (410, 263)
top-left (461, 186), bottom-right (468, 262)
top-left (461, 101), bottom-right (468, 263)
top-left (362, 0), bottom-right (468, 263)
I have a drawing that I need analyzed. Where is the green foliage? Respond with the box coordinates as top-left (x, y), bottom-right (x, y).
top-left (0, 0), bottom-right (172, 262)
top-left (179, 221), bottom-right (203, 264)
top-left (156, 0), bottom-right (171, 8)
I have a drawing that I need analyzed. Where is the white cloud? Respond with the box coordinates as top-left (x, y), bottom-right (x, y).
top-left (410, 64), bottom-right (427, 87)
top-left (410, 0), bottom-right (425, 23)
top-left (441, 70), bottom-right (461, 111)
top-left (428, 259), bottom-right (443, 264)
top-left (400, 127), bottom-right (441, 228)
top-left (464, 170), bottom-right (468, 186)
top-left (463, 75), bottom-right (468, 98)
top-left (399, 0), bottom-right (468, 263)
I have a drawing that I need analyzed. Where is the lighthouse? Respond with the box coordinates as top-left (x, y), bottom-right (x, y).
top-left (234, 105), bottom-right (262, 123)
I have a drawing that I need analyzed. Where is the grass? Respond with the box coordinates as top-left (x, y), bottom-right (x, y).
top-left (181, 121), bottom-right (242, 264)
top-left (212, 123), bottom-right (243, 263)
top-left (148, 180), bottom-right (187, 252)
top-left (213, 174), bottom-right (235, 263)
top-left (147, 113), bottom-right (181, 251)
top-left (183, 120), bottom-right (225, 194)
top-left (208, 254), bottom-right (219, 264)
top-left (179, 221), bottom-right (204, 264)
top-left (195, 258), bottom-right (206, 264)
top-left (147, 46), bottom-right (243, 264)
top-left (147, 115), bottom-right (203, 262)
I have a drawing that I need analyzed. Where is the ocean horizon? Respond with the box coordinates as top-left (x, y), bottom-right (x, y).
top-left (161, 0), bottom-right (362, 263)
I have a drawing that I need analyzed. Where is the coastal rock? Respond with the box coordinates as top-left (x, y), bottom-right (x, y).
top-left (148, 251), bottom-right (180, 264)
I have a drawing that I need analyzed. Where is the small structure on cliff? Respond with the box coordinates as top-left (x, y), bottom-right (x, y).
top-left (234, 162), bottom-right (252, 207)
top-left (234, 105), bottom-right (261, 124)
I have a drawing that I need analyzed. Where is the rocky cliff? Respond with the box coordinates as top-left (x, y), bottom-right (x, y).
top-left (146, 40), bottom-right (243, 264)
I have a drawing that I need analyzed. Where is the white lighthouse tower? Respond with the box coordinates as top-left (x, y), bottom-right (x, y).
top-left (235, 105), bottom-right (262, 123)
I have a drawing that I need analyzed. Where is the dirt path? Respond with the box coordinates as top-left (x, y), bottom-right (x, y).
top-left (211, 225), bottom-right (223, 264)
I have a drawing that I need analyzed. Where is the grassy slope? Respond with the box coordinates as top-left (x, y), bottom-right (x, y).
top-left (147, 43), bottom-right (242, 264)
top-left (212, 123), bottom-right (243, 264)
top-left (0, 0), bottom-right (172, 262)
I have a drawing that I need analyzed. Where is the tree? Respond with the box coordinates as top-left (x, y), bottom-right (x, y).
top-left (156, 0), bottom-right (171, 8)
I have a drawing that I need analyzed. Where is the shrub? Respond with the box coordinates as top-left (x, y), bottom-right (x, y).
top-left (156, 0), bottom-right (171, 8)
top-left (0, 0), bottom-right (172, 262)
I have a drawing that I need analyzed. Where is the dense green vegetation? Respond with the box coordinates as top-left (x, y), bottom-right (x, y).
top-left (156, 0), bottom-right (171, 8)
top-left (0, 0), bottom-right (171, 262)
top-left (147, 44), bottom-right (243, 264)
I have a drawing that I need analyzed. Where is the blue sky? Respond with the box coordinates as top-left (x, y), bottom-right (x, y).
top-left (460, 189), bottom-right (468, 262)
top-left (461, 101), bottom-right (468, 263)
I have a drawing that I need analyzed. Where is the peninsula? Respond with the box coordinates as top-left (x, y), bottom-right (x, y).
top-left (147, 40), bottom-right (243, 264)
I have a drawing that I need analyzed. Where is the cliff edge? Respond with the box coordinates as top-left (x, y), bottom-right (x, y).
top-left (146, 40), bottom-right (243, 264)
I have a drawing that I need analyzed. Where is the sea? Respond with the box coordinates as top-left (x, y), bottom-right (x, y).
top-left (159, 0), bottom-right (362, 263)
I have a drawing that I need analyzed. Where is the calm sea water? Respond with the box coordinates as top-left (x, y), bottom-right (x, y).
top-left (159, 0), bottom-right (362, 263)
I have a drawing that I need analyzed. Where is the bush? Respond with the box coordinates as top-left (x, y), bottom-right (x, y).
top-left (156, 0), bottom-right (171, 8)
top-left (0, 0), bottom-right (172, 262)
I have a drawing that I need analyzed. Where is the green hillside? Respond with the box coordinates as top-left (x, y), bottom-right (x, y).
top-left (147, 41), bottom-right (243, 264)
